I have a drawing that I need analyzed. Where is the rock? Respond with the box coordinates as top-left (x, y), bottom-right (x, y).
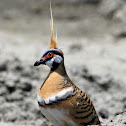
top-left (99, 108), bottom-right (109, 119)
top-left (0, 97), bottom-right (5, 105)
top-left (0, 77), bottom-right (5, 84)
top-left (6, 90), bottom-right (23, 102)
top-left (114, 31), bottom-right (126, 39)
top-left (70, 66), bottom-right (96, 82)
top-left (0, 77), bottom-right (5, 87)
top-left (99, 0), bottom-right (123, 18)
top-left (108, 112), bottom-right (126, 125)
top-left (123, 97), bottom-right (126, 109)
top-left (21, 82), bottom-right (32, 92)
top-left (18, 111), bottom-right (28, 121)
top-left (17, 79), bottom-right (32, 92)
top-left (69, 44), bottom-right (82, 52)
top-left (36, 119), bottom-right (52, 126)
top-left (14, 64), bottom-right (24, 71)
top-left (4, 112), bottom-right (17, 122)
top-left (42, 121), bottom-right (49, 126)
top-left (21, 67), bottom-right (33, 78)
top-left (81, 66), bottom-right (95, 82)
top-left (94, 74), bottom-right (112, 90)
top-left (70, 66), bottom-right (80, 76)
top-left (113, 5), bottom-right (126, 23)
top-left (30, 4), bottom-right (43, 15)
top-left (0, 114), bottom-right (2, 121)
top-left (0, 86), bottom-right (8, 96)
top-left (35, 109), bottom-right (44, 119)
top-left (0, 63), bottom-right (7, 71)
top-left (6, 81), bottom-right (16, 93)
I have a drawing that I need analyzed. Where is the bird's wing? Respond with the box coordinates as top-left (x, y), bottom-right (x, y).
top-left (71, 89), bottom-right (101, 125)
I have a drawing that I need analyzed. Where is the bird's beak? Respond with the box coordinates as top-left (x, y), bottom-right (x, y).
top-left (34, 58), bottom-right (45, 66)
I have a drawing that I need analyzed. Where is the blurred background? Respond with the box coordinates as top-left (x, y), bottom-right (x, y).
top-left (0, 0), bottom-right (126, 125)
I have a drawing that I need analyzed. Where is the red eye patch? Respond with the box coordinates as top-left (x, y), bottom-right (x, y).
top-left (43, 53), bottom-right (54, 60)
top-left (43, 54), bottom-right (50, 60)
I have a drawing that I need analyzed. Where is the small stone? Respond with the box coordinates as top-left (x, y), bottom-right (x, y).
top-left (95, 74), bottom-right (112, 90)
top-left (0, 77), bottom-right (5, 85)
top-left (14, 65), bottom-right (24, 71)
top-left (6, 90), bottom-right (23, 102)
top-left (30, 4), bottom-right (42, 15)
top-left (0, 97), bottom-right (5, 105)
top-left (69, 44), bottom-right (82, 52)
top-left (99, 0), bottom-right (122, 19)
top-left (0, 114), bottom-right (2, 121)
top-left (115, 31), bottom-right (126, 39)
top-left (0, 63), bottom-right (7, 71)
top-left (20, 83), bottom-right (32, 92)
top-left (108, 112), bottom-right (126, 125)
top-left (70, 67), bottom-right (79, 76)
top-left (4, 112), bottom-right (17, 122)
top-left (0, 86), bottom-right (8, 96)
top-left (99, 108), bottom-right (109, 119)
top-left (6, 81), bottom-right (15, 93)
top-left (42, 121), bottom-right (49, 126)
top-left (18, 111), bottom-right (28, 121)
top-left (81, 67), bottom-right (95, 82)
top-left (17, 79), bottom-right (32, 92)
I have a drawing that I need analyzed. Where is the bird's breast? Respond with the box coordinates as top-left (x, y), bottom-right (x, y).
top-left (39, 106), bottom-right (77, 126)
top-left (37, 86), bottom-right (78, 126)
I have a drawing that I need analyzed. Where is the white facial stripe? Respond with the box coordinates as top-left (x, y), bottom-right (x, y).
top-left (45, 55), bottom-right (63, 68)
top-left (38, 87), bottom-right (76, 105)
top-left (45, 58), bottom-right (54, 68)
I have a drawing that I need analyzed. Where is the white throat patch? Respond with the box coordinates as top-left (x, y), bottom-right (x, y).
top-left (45, 58), bottom-right (54, 68)
top-left (37, 87), bottom-right (76, 105)
top-left (45, 55), bottom-right (63, 68)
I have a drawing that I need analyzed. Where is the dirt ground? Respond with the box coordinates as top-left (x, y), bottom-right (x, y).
top-left (0, 0), bottom-right (126, 126)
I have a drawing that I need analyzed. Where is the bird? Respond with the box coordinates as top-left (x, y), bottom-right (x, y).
top-left (34, 4), bottom-right (101, 126)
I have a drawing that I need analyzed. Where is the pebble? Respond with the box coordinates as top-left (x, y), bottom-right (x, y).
top-left (0, 63), bottom-right (7, 71)
top-left (99, 108), bottom-right (109, 119)
top-left (14, 64), bottom-right (24, 71)
top-left (69, 44), bottom-right (82, 52)
top-left (6, 81), bottom-right (16, 93)
top-left (0, 77), bottom-right (5, 85)
top-left (0, 97), bottom-right (5, 105)
top-left (0, 87), bottom-right (8, 96)
top-left (17, 79), bottom-right (32, 92)
top-left (6, 91), bottom-right (23, 102)
top-left (4, 112), bottom-right (17, 122)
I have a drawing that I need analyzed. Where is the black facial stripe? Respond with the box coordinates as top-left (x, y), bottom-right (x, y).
top-left (51, 62), bottom-right (59, 71)
top-left (43, 50), bottom-right (63, 58)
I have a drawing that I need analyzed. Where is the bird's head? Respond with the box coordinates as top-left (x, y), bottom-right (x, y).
top-left (34, 6), bottom-right (64, 71)
top-left (34, 47), bottom-right (64, 71)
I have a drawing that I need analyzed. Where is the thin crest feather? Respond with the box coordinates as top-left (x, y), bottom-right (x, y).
top-left (49, 2), bottom-right (57, 49)
top-left (56, 29), bottom-right (58, 42)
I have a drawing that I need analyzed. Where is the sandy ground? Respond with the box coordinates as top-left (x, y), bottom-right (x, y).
top-left (0, 0), bottom-right (126, 125)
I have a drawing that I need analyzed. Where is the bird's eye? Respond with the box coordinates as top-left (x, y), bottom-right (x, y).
top-left (48, 52), bottom-right (53, 57)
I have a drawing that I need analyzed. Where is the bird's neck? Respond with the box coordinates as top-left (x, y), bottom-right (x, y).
top-left (38, 62), bottom-right (69, 100)
top-left (50, 62), bottom-right (67, 77)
